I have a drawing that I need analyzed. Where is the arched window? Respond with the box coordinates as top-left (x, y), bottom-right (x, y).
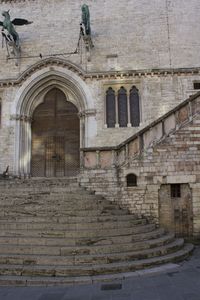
top-left (127, 173), bottom-right (137, 187)
top-left (106, 87), bottom-right (116, 128)
top-left (118, 87), bottom-right (128, 127)
top-left (130, 86), bottom-right (140, 127)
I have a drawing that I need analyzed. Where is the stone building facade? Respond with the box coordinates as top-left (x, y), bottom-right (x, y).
top-left (0, 0), bottom-right (200, 236)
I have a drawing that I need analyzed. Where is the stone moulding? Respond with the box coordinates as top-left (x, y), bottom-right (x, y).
top-left (0, 57), bottom-right (200, 87)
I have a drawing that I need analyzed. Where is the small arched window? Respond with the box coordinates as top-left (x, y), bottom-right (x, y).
top-left (130, 86), bottom-right (140, 127)
top-left (118, 87), bottom-right (128, 127)
top-left (127, 173), bottom-right (137, 187)
top-left (106, 87), bottom-right (116, 128)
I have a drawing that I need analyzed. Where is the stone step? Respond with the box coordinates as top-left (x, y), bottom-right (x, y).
top-left (0, 200), bottom-right (114, 209)
top-left (0, 208), bottom-right (129, 217)
top-left (0, 214), bottom-right (137, 223)
top-left (0, 183), bottom-right (80, 189)
top-left (0, 177), bottom-right (194, 284)
top-left (0, 197), bottom-right (125, 211)
top-left (59, 231), bottom-right (173, 255)
top-left (0, 202), bottom-right (121, 212)
top-left (0, 226), bottom-right (158, 252)
top-left (0, 227), bottom-right (163, 247)
top-left (0, 199), bottom-right (117, 208)
top-left (0, 194), bottom-right (108, 200)
top-left (0, 238), bottom-right (183, 267)
top-left (0, 244), bottom-right (193, 278)
top-left (0, 218), bottom-right (147, 231)
top-left (0, 232), bottom-right (175, 257)
top-left (0, 181), bottom-right (79, 188)
top-left (0, 188), bottom-right (82, 196)
top-left (0, 194), bottom-right (112, 205)
top-left (0, 223), bottom-right (156, 242)
top-left (0, 177), bottom-right (78, 185)
top-left (0, 230), bottom-right (165, 255)
top-left (63, 238), bottom-right (185, 265)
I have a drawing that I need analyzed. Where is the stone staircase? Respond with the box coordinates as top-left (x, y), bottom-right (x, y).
top-left (0, 178), bottom-right (193, 286)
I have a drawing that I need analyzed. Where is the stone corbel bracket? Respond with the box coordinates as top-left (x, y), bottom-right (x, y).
top-left (82, 34), bottom-right (94, 62)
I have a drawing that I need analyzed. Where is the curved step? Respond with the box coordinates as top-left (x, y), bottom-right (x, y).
top-left (0, 229), bottom-right (170, 249)
top-left (0, 233), bottom-right (175, 258)
top-left (0, 218), bottom-right (147, 230)
top-left (0, 178), bottom-right (194, 284)
top-left (0, 214), bottom-right (143, 223)
top-left (0, 223), bottom-right (156, 239)
top-left (0, 229), bottom-right (164, 256)
top-left (0, 237), bottom-right (183, 266)
top-left (0, 244), bottom-right (193, 277)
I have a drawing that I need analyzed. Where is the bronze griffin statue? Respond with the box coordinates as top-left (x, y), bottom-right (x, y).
top-left (0, 10), bottom-right (32, 62)
top-left (81, 4), bottom-right (91, 36)
top-left (80, 4), bottom-right (94, 57)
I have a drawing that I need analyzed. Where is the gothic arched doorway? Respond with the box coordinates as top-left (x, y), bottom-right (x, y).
top-left (31, 88), bottom-right (80, 177)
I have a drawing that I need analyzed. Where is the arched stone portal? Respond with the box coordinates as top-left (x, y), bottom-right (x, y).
top-left (11, 65), bottom-right (97, 177)
top-left (31, 88), bottom-right (80, 177)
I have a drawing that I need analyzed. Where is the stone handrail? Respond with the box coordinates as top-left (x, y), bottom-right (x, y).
top-left (81, 92), bottom-right (200, 169)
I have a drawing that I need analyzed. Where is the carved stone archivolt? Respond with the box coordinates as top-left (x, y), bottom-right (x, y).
top-left (12, 66), bottom-right (96, 176)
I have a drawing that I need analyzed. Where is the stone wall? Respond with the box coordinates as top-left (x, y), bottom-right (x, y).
top-left (0, 0), bottom-right (200, 76)
top-left (1, 69), bottom-right (200, 173)
top-left (81, 114), bottom-right (200, 236)
top-left (80, 93), bottom-right (200, 236)
top-left (118, 116), bottom-right (200, 236)
top-left (0, 0), bottom-right (200, 174)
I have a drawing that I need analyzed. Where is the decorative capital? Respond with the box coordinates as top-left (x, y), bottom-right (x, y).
top-left (78, 109), bottom-right (96, 118)
top-left (10, 114), bottom-right (33, 122)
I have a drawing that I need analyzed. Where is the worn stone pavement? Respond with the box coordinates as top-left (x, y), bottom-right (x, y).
top-left (0, 246), bottom-right (200, 300)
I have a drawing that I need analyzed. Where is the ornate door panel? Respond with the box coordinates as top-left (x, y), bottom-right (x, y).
top-left (45, 136), bottom-right (65, 177)
top-left (31, 88), bottom-right (80, 177)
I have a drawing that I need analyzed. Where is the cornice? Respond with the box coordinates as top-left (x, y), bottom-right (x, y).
top-left (0, 57), bottom-right (200, 88)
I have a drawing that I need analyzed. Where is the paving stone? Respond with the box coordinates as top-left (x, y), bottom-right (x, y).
top-left (91, 296), bottom-right (112, 300)
top-left (38, 292), bottom-right (66, 300)
top-left (182, 294), bottom-right (200, 300)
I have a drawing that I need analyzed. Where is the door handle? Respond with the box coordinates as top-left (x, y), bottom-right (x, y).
top-left (52, 154), bottom-right (62, 161)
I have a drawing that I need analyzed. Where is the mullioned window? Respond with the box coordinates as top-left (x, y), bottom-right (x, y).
top-left (105, 85), bottom-right (140, 128)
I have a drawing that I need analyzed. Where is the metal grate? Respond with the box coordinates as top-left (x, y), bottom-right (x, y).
top-left (31, 88), bottom-right (80, 177)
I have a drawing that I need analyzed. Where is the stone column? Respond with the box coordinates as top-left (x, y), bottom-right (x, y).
top-left (11, 114), bottom-right (32, 178)
top-left (78, 112), bottom-right (86, 149)
top-left (82, 109), bottom-right (97, 147)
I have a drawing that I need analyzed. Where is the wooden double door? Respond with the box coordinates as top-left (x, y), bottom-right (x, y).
top-left (31, 88), bottom-right (80, 177)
